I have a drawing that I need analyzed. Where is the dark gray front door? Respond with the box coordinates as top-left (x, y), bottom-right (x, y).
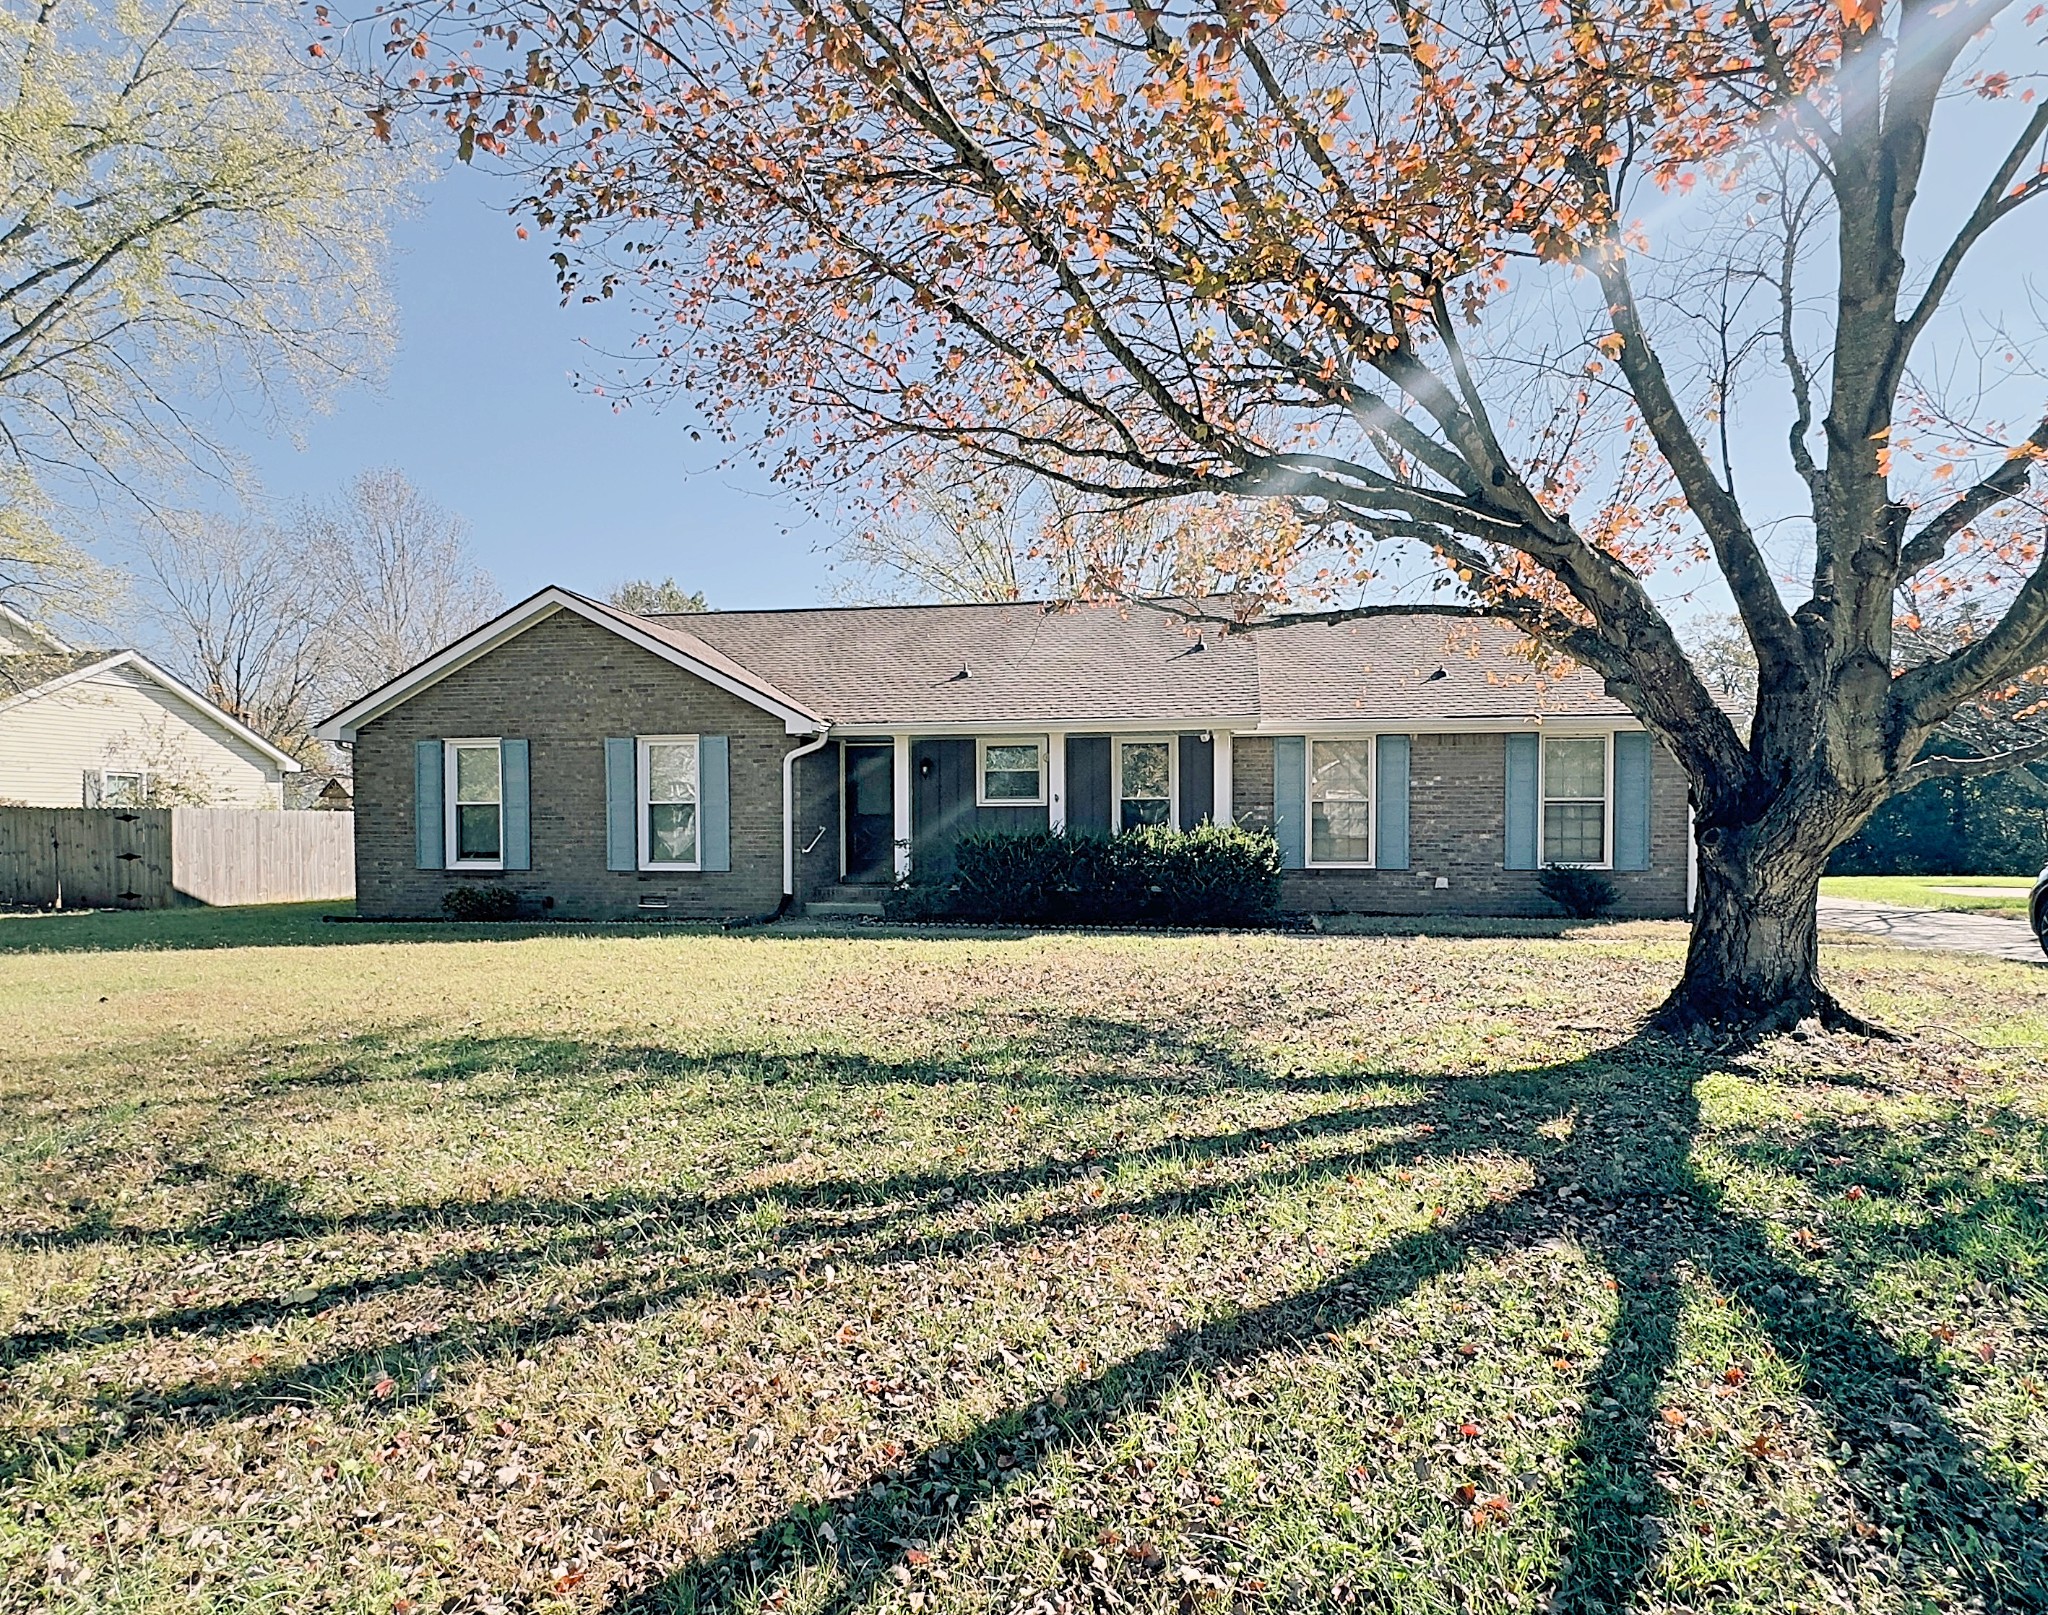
top-left (843, 744), bottom-right (894, 883)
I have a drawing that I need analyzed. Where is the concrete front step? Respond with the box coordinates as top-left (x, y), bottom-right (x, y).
top-left (805, 899), bottom-right (886, 919)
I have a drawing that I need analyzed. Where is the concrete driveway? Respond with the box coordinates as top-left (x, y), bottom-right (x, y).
top-left (1817, 895), bottom-right (2043, 964)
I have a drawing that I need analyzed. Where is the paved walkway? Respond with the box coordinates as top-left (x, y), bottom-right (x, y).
top-left (1817, 896), bottom-right (2043, 964)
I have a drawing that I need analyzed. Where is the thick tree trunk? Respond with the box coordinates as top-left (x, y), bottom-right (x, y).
top-left (1659, 816), bottom-right (1848, 1034)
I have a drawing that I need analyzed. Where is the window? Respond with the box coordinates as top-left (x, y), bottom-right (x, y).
top-left (639, 736), bottom-right (700, 869)
top-left (99, 770), bottom-right (148, 807)
top-left (1117, 738), bottom-right (1173, 830)
top-left (1543, 735), bottom-right (1609, 865)
top-left (1308, 737), bottom-right (1373, 865)
top-left (977, 737), bottom-right (1046, 806)
top-left (446, 740), bottom-right (503, 866)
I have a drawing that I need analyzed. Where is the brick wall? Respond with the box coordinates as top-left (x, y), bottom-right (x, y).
top-left (1230, 730), bottom-right (1690, 919)
top-left (354, 610), bottom-right (810, 921)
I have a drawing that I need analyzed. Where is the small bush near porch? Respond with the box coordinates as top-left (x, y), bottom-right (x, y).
top-left (2, 910), bottom-right (2046, 1612)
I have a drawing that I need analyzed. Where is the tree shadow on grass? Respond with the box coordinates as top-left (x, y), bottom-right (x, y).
top-left (5, 1020), bottom-right (2045, 1609)
top-left (611, 1034), bottom-right (2048, 1614)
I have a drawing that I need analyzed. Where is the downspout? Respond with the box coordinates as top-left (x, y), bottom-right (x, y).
top-left (778, 730), bottom-right (831, 918)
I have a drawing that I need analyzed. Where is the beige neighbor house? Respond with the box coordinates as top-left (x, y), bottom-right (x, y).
top-left (0, 604), bottom-right (301, 809)
top-left (318, 587), bottom-right (1694, 923)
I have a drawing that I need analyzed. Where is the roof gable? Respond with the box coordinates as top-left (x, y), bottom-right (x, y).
top-left (0, 650), bottom-right (304, 771)
top-left (314, 587), bottom-right (826, 743)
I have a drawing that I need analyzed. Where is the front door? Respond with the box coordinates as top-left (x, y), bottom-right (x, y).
top-left (843, 743), bottom-right (895, 883)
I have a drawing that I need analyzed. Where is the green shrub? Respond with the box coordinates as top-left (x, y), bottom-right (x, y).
top-left (887, 824), bottom-right (1282, 927)
top-left (441, 884), bottom-right (523, 921)
top-left (1537, 865), bottom-right (1619, 919)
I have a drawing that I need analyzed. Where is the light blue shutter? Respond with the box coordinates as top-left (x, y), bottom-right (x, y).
top-left (501, 739), bottom-right (531, 871)
top-left (1614, 731), bottom-right (1651, 871)
top-left (1376, 734), bottom-right (1410, 870)
top-left (1504, 733), bottom-right (1539, 870)
top-left (698, 735), bottom-right (730, 872)
top-left (605, 738), bottom-right (636, 872)
top-left (414, 740), bottom-right (443, 869)
top-left (1272, 736), bottom-right (1306, 869)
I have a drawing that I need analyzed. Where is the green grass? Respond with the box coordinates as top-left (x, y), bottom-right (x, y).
top-left (1821, 873), bottom-right (2039, 920)
top-left (3, 909), bottom-right (2048, 1613)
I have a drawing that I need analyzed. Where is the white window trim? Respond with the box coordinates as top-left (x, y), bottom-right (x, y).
top-left (975, 735), bottom-right (1049, 808)
top-left (638, 734), bottom-right (703, 872)
top-left (98, 768), bottom-right (150, 808)
top-left (444, 738), bottom-right (505, 871)
top-left (1304, 734), bottom-right (1376, 870)
top-left (1114, 735), bottom-right (1178, 832)
top-left (1539, 730), bottom-right (1615, 870)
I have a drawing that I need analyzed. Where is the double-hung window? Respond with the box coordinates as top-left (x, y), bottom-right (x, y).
top-left (1116, 737), bottom-right (1173, 830)
top-left (977, 737), bottom-right (1046, 806)
top-left (639, 736), bottom-right (700, 870)
top-left (1308, 737), bottom-right (1373, 866)
top-left (1542, 735), bottom-right (1609, 865)
top-left (446, 740), bottom-right (504, 867)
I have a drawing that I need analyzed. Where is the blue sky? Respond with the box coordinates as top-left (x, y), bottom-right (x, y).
top-left (240, 161), bottom-right (841, 610)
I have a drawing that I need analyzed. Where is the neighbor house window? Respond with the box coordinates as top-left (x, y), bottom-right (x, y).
top-left (1543, 735), bottom-right (1609, 865)
top-left (1308, 737), bottom-right (1373, 866)
top-left (977, 737), bottom-right (1046, 806)
top-left (639, 736), bottom-right (700, 869)
top-left (1117, 738), bottom-right (1173, 830)
top-left (446, 740), bottom-right (503, 867)
top-left (99, 770), bottom-right (148, 807)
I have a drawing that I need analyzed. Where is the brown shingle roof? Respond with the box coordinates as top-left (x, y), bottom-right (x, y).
top-left (1250, 614), bottom-right (1628, 724)
top-left (653, 600), bottom-right (1630, 728)
top-left (673, 600), bottom-right (1261, 727)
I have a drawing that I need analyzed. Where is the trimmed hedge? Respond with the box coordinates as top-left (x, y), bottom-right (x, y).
top-left (884, 824), bottom-right (1283, 927)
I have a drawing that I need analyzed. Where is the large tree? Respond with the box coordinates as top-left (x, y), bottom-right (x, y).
top-left (1, 0), bottom-right (408, 605)
top-left (374, 0), bottom-right (2048, 1027)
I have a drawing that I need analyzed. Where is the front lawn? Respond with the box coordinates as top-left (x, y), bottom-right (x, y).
top-left (1821, 873), bottom-right (2038, 921)
top-left (3, 911), bottom-right (2047, 1613)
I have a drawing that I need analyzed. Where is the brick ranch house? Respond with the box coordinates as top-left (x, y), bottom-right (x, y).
top-left (316, 587), bottom-right (1694, 921)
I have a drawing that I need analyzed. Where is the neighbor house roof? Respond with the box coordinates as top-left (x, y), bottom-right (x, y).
top-left (316, 586), bottom-right (1641, 742)
top-left (0, 647), bottom-right (305, 772)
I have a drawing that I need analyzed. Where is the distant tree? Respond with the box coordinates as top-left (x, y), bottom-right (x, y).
top-left (834, 462), bottom-right (1264, 605)
top-left (1, 0), bottom-right (411, 606)
top-left (134, 515), bottom-right (329, 760)
top-left (1679, 616), bottom-right (1759, 713)
top-left (298, 470), bottom-right (501, 692)
top-left (133, 470), bottom-right (498, 750)
top-left (608, 577), bottom-right (709, 614)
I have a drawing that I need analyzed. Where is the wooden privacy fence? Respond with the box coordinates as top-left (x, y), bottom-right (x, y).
top-left (0, 808), bottom-right (353, 908)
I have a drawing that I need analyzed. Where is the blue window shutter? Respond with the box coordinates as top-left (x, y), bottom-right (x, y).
top-left (1376, 734), bottom-right (1410, 870)
top-left (414, 740), bottom-right (443, 869)
top-left (1504, 733), bottom-right (1539, 870)
top-left (698, 734), bottom-right (730, 872)
top-left (605, 738), bottom-right (636, 872)
top-left (1614, 731), bottom-right (1651, 871)
top-left (1272, 736), bottom-right (1306, 869)
top-left (500, 739), bottom-right (531, 871)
